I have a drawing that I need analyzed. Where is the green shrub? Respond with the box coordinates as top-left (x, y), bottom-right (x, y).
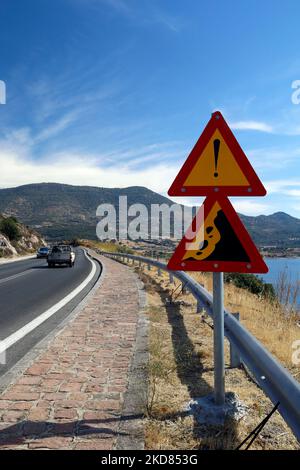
top-left (116, 245), bottom-right (134, 254)
top-left (0, 217), bottom-right (21, 241)
top-left (224, 273), bottom-right (276, 300)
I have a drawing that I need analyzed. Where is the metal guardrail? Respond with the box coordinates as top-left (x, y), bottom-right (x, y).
top-left (99, 250), bottom-right (300, 441)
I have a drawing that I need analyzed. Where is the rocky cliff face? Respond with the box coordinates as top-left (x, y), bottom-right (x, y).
top-left (0, 234), bottom-right (18, 257)
top-left (0, 214), bottom-right (45, 258)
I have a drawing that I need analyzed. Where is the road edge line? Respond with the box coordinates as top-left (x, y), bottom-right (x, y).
top-left (0, 254), bottom-right (35, 266)
top-left (0, 249), bottom-right (104, 393)
top-left (0, 250), bottom-right (96, 355)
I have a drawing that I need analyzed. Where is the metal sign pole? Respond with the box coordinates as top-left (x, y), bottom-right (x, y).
top-left (213, 271), bottom-right (225, 405)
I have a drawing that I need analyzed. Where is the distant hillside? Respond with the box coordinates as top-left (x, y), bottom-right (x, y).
top-left (0, 183), bottom-right (179, 240)
top-left (239, 212), bottom-right (300, 248)
top-left (0, 183), bottom-right (299, 247)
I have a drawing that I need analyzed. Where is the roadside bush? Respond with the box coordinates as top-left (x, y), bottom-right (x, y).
top-left (0, 217), bottom-right (21, 241)
top-left (116, 245), bottom-right (134, 254)
top-left (224, 273), bottom-right (276, 300)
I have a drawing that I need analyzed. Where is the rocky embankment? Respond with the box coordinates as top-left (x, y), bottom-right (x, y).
top-left (0, 214), bottom-right (45, 258)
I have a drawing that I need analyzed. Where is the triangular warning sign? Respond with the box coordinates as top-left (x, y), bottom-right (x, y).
top-left (168, 111), bottom-right (266, 197)
top-left (168, 196), bottom-right (268, 273)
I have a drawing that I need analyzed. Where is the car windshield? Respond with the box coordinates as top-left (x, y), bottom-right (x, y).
top-left (52, 246), bottom-right (70, 253)
top-left (52, 246), bottom-right (62, 253)
top-left (39, 248), bottom-right (48, 252)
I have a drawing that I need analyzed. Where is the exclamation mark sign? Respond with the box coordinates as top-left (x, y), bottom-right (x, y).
top-left (213, 139), bottom-right (220, 178)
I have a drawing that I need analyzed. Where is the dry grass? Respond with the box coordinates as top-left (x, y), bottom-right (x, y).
top-left (127, 263), bottom-right (300, 450)
top-left (80, 240), bottom-right (120, 252)
top-left (192, 272), bottom-right (300, 372)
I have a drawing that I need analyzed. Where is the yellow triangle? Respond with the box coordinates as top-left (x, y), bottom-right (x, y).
top-left (184, 129), bottom-right (249, 186)
top-left (183, 201), bottom-right (221, 260)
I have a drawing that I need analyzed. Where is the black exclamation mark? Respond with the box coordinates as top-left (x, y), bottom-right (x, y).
top-left (213, 139), bottom-right (220, 178)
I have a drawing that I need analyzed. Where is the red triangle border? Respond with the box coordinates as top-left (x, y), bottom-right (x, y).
top-left (168, 111), bottom-right (266, 197)
top-left (167, 196), bottom-right (269, 273)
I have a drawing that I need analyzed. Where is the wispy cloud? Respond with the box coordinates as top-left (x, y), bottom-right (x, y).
top-left (247, 146), bottom-right (300, 170)
top-left (78, 0), bottom-right (183, 32)
top-left (233, 199), bottom-right (273, 216)
top-left (284, 189), bottom-right (300, 197)
top-left (0, 146), bottom-right (179, 193)
top-left (101, 0), bottom-right (130, 13)
top-left (151, 9), bottom-right (183, 33)
top-left (265, 179), bottom-right (300, 195)
top-left (100, 142), bottom-right (186, 169)
top-left (230, 120), bottom-right (274, 133)
top-left (35, 112), bottom-right (79, 143)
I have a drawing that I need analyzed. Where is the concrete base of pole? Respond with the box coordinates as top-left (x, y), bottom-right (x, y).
top-left (186, 392), bottom-right (248, 426)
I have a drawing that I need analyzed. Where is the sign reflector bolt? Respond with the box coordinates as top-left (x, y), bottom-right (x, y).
top-left (214, 263), bottom-right (219, 268)
top-left (246, 264), bottom-right (251, 269)
top-left (214, 187), bottom-right (219, 192)
top-left (181, 262), bottom-right (186, 267)
top-left (181, 188), bottom-right (186, 193)
top-left (247, 187), bottom-right (252, 192)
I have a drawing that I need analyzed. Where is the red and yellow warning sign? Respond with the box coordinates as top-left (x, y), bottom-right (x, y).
top-left (168, 110), bottom-right (268, 274)
top-left (167, 197), bottom-right (268, 273)
top-left (168, 111), bottom-right (266, 197)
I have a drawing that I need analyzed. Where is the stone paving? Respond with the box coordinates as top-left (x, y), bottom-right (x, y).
top-left (0, 253), bottom-right (142, 450)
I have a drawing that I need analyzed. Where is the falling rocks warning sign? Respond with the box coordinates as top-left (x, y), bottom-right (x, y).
top-left (167, 196), bottom-right (268, 273)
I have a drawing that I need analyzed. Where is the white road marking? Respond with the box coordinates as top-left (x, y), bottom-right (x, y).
top-left (0, 270), bottom-right (33, 286)
top-left (0, 251), bottom-right (97, 355)
top-left (0, 255), bottom-right (35, 266)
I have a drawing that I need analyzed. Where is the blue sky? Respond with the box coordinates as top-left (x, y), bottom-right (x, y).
top-left (1, 0), bottom-right (300, 217)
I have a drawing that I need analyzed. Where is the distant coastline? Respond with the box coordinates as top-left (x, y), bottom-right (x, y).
top-left (261, 247), bottom-right (300, 258)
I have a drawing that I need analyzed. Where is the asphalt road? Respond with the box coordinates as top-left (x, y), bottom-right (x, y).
top-left (0, 248), bottom-right (101, 378)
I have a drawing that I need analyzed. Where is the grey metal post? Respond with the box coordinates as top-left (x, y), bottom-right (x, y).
top-left (147, 263), bottom-right (151, 271)
top-left (169, 273), bottom-right (174, 284)
top-left (197, 299), bottom-right (202, 313)
top-left (230, 313), bottom-right (241, 368)
top-left (158, 267), bottom-right (161, 276)
top-left (213, 272), bottom-right (225, 405)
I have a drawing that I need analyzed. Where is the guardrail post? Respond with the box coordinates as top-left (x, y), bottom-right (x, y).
top-left (182, 283), bottom-right (187, 294)
top-left (147, 263), bottom-right (151, 271)
top-left (230, 313), bottom-right (241, 368)
top-left (169, 273), bottom-right (174, 284)
top-left (196, 299), bottom-right (202, 313)
top-left (157, 267), bottom-right (161, 276)
top-left (138, 260), bottom-right (141, 268)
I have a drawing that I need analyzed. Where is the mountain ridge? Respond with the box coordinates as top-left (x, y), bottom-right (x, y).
top-left (0, 182), bottom-right (299, 247)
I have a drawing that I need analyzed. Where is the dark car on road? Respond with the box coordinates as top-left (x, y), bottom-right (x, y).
top-left (36, 246), bottom-right (50, 258)
top-left (47, 245), bottom-right (75, 268)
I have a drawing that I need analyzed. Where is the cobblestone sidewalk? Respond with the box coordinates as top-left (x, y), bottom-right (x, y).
top-left (0, 253), bottom-right (144, 450)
